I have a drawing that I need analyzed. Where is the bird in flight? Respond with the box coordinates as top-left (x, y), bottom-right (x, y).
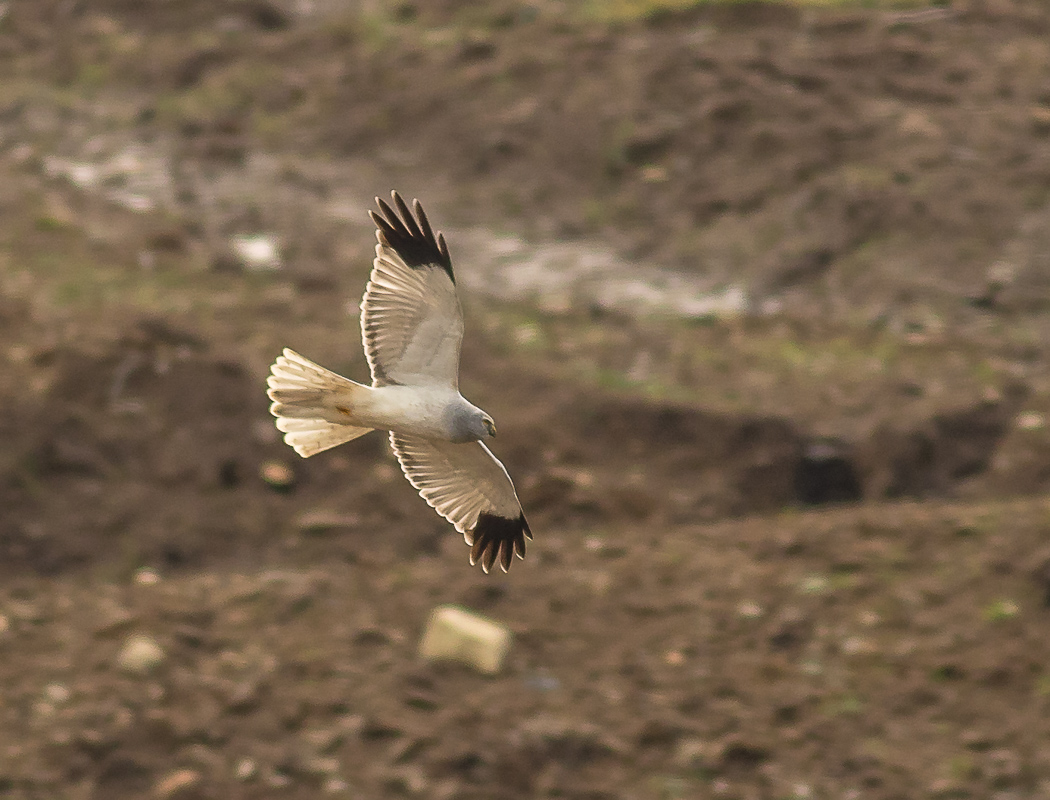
top-left (266, 192), bottom-right (531, 572)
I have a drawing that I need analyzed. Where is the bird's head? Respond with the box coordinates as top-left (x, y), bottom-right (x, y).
top-left (451, 404), bottom-right (498, 443)
top-left (481, 415), bottom-right (497, 439)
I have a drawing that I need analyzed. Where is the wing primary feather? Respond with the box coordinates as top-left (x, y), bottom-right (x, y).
top-left (469, 512), bottom-right (530, 574)
top-left (392, 191), bottom-right (423, 239)
top-left (373, 197), bottom-right (410, 237)
top-left (414, 199), bottom-right (441, 254)
top-left (437, 232), bottom-right (451, 267)
top-left (369, 192), bottom-right (454, 280)
top-left (500, 540), bottom-right (513, 572)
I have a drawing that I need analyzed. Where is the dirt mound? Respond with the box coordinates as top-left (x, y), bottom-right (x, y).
top-left (2, 321), bottom-right (1033, 586)
top-left (0, 324), bottom-right (808, 576)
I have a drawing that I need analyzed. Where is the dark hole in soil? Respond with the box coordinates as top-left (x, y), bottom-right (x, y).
top-left (795, 438), bottom-right (862, 505)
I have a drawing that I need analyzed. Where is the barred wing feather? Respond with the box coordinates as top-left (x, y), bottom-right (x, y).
top-left (389, 433), bottom-right (531, 573)
top-left (362, 193), bottom-right (463, 388)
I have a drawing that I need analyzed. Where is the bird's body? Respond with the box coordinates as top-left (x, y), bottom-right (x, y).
top-left (267, 192), bottom-right (531, 572)
top-left (363, 385), bottom-right (485, 443)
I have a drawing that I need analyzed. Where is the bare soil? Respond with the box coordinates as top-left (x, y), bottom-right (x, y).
top-left (3, 2), bottom-right (1050, 798)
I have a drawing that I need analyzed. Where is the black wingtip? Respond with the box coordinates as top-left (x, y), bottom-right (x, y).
top-left (372, 191), bottom-right (454, 282)
top-left (469, 512), bottom-right (530, 574)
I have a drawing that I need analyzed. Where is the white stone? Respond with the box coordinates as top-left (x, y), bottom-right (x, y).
top-left (118, 634), bottom-right (166, 675)
top-left (231, 234), bottom-right (282, 272)
top-left (418, 605), bottom-right (511, 675)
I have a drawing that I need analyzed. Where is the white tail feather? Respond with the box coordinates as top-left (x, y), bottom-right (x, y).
top-left (267, 348), bottom-right (373, 457)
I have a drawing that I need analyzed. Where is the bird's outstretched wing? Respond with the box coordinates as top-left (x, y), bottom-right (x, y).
top-left (389, 433), bottom-right (532, 573)
top-left (362, 192), bottom-right (463, 388)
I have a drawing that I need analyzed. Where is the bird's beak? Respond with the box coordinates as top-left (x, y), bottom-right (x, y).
top-left (489, 421), bottom-right (498, 437)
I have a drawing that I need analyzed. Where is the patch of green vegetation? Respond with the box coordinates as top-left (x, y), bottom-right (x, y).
top-left (602, 119), bottom-right (636, 177)
top-left (2, 196), bottom-right (293, 354)
top-left (982, 598), bottom-right (1019, 622)
top-left (590, 365), bottom-right (690, 402)
top-left (946, 753), bottom-right (979, 782)
top-left (648, 775), bottom-right (695, 799)
top-left (840, 163), bottom-right (898, 191)
top-left (155, 60), bottom-right (286, 128)
top-left (821, 691), bottom-right (865, 716)
top-left (582, 197), bottom-right (615, 228)
top-left (354, 8), bottom-right (406, 51)
top-left (476, 290), bottom-right (1011, 425)
top-left (1035, 672), bottom-right (1050, 697)
top-left (797, 567), bottom-right (860, 596)
top-left (34, 214), bottom-right (69, 233)
top-left (75, 62), bottom-right (113, 91)
top-left (320, 5), bottom-right (426, 53)
top-left (799, 573), bottom-right (830, 595)
top-left (578, 0), bottom-right (937, 24)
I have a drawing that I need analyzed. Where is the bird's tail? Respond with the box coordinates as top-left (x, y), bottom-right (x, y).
top-left (266, 348), bottom-right (374, 458)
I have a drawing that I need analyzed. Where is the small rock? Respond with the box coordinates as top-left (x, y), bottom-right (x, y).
top-left (1017, 411), bottom-right (1044, 431)
top-left (153, 768), bottom-right (201, 799)
top-left (584, 536), bottom-right (604, 552)
top-left (640, 164), bottom-right (669, 183)
top-left (898, 109), bottom-right (940, 138)
top-left (799, 574), bottom-right (829, 595)
top-left (1030, 104), bottom-right (1050, 135)
top-left (840, 636), bottom-right (873, 656)
top-left (296, 510), bottom-right (360, 534)
top-left (234, 758), bottom-right (258, 781)
top-left (305, 756), bottom-right (340, 777)
top-left (134, 567), bottom-right (161, 586)
top-left (418, 605), bottom-right (511, 675)
top-left (45, 683), bottom-right (70, 704)
top-left (303, 726), bottom-right (345, 753)
top-left (260, 460), bottom-right (295, 491)
top-left (663, 649), bottom-right (686, 666)
top-left (323, 776), bottom-right (350, 794)
top-left (672, 736), bottom-right (711, 770)
top-left (118, 634), bottom-right (166, 675)
top-left (230, 233), bottom-right (282, 272)
top-left (987, 260), bottom-right (1016, 288)
top-left (737, 601), bottom-right (764, 619)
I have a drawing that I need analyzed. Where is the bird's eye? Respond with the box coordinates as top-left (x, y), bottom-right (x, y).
top-left (485, 418), bottom-right (497, 436)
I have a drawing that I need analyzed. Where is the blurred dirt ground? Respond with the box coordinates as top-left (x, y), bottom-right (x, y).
top-left (3, 1), bottom-right (1050, 798)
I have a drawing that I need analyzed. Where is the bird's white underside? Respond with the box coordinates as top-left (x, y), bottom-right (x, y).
top-left (361, 245), bottom-right (464, 388)
top-left (388, 433), bottom-right (522, 541)
top-left (356, 241), bottom-right (523, 530)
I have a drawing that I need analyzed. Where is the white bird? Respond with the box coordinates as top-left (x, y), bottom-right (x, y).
top-left (266, 192), bottom-right (531, 573)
